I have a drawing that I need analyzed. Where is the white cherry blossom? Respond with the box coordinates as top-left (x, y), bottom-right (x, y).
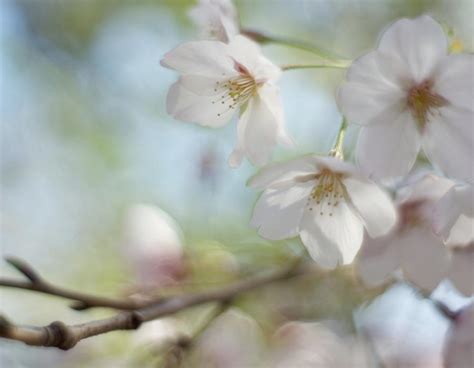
top-left (357, 174), bottom-right (474, 294)
top-left (249, 155), bottom-right (397, 269)
top-left (338, 15), bottom-right (474, 180)
top-left (433, 182), bottom-right (474, 246)
top-left (123, 204), bottom-right (185, 289)
top-left (188, 0), bottom-right (239, 42)
top-left (161, 35), bottom-right (292, 167)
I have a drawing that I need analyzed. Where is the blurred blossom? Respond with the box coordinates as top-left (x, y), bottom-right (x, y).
top-left (191, 309), bottom-right (265, 368)
top-left (356, 283), bottom-right (449, 368)
top-left (444, 302), bottom-right (474, 368)
top-left (188, 0), bottom-right (239, 42)
top-left (269, 321), bottom-right (370, 367)
top-left (448, 244), bottom-right (474, 296)
top-left (132, 318), bottom-right (189, 350)
top-left (433, 182), bottom-right (474, 246)
top-left (249, 155), bottom-right (396, 269)
top-left (161, 35), bottom-right (292, 167)
top-left (357, 173), bottom-right (473, 295)
top-left (338, 15), bottom-right (474, 180)
top-left (122, 204), bottom-right (186, 289)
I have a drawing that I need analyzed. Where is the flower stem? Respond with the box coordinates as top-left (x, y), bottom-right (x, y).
top-left (330, 117), bottom-right (348, 160)
top-left (281, 61), bottom-right (350, 71)
top-left (242, 29), bottom-right (343, 61)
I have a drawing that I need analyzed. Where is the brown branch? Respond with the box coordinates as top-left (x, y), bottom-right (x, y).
top-left (0, 256), bottom-right (159, 311)
top-left (0, 261), bottom-right (317, 350)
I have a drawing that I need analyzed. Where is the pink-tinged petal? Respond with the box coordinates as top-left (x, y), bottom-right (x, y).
top-left (338, 52), bottom-right (406, 126)
top-left (396, 173), bottom-right (454, 206)
top-left (343, 177), bottom-right (397, 238)
top-left (166, 81), bottom-right (234, 127)
top-left (229, 85), bottom-right (286, 167)
top-left (356, 232), bottom-right (400, 287)
top-left (444, 304), bottom-right (474, 368)
top-left (433, 184), bottom-right (474, 245)
top-left (227, 35), bottom-right (281, 81)
top-left (161, 40), bottom-right (234, 77)
top-left (247, 155), bottom-right (319, 190)
top-left (356, 110), bottom-right (421, 179)
top-left (378, 15), bottom-right (448, 83)
top-left (448, 245), bottom-right (474, 296)
top-left (250, 182), bottom-right (313, 240)
top-left (299, 201), bottom-right (364, 268)
top-left (422, 104), bottom-right (474, 182)
top-left (313, 156), bottom-right (358, 176)
top-left (434, 54), bottom-right (474, 112)
top-left (399, 226), bottom-right (449, 291)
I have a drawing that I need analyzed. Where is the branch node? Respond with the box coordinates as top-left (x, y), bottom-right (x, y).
top-left (69, 301), bottom-right (91, 311)
top-left (46, 321), bottom-right (77, 350)
top-left (0, 315), bottom-right (12, 336)
top-left (5, 257), bottom-right (42, 284)
top-left (129, 311), bottom-right (144, 330)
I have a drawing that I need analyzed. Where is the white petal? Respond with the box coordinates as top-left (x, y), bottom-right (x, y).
top-left (378, 15), bottom-right (447, 82)
top-left (448, 245), bottom-right (474, 296)
top-left (356, 110), bottom-right (420, 179)
top-left (356, 232), bottom-right (400, 287)
top-left (229, 85), bottom-right (286, 167)
top-left (247, 155), bottom-right (319, 190)
top-left (399, 226), bottom-right (449, 291)
top-left (166, 81), bottom-right (234, 127)
top-left (179, 74), bottom-right (231, 95)
top-left (338, 51), bottom-right (406, 126)
top-left (299, 200), bottom-right (364, 268)
top-left (251, 182), bottom-right (314, 240)
top-left (422, 104), bottom-right (474, 182)
top-left (433, 185), bottom-right (474, 245)
top-left (161, 40), bottom-right (234, 77)
top-left (227, 36), bottom-right (281, 81)
top-left (343, 177), bottom-right (397, 238)
top-left (434, 54), bottom-right (474, 112)
top-left (313, 156), bottom-right (358, 176)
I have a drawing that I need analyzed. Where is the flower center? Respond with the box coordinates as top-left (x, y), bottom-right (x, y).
top-left (307, 169), bottom-right (346, 217)
top-left (212, 63), bottom-right (259, 117)
top-left (407, 80), bottom-right (447, 130)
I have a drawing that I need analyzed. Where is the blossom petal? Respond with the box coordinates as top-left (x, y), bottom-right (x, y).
top-left (444, 304), bottom-right (474, 368)
top-left (161, 40), bottom-right (234, 77)
top-left (248, 156), bottom-right (318, 190)
top-left (338, 51), bottom-right (406, 126)
top-left (434, 54), bottom-right (474, 112)
top-left (229, 85), bottom-right (286, 167)
top-left (399, 227), bottom-right (449, 291)
top-left (343, 177), bottom-right (397, 238)
top-left (433, 184), bottom-right (474, 245)
top-left (251, 182), bottom-right (313, 240)
top-left (422, 105), bottom-right (474, 182)
top-left (299, 201), bottom-right (364, 268)
top-left (449, 245), bottom-right (474, 296)
top-left (166, 81), bottom-right (234, 127)
top-left (356, 110), bottom-right (420, 178)
top-left (227, 36), bottom-right (281, 81)
top-left (356, 233), bottom-right (400, 287)
top-left (378, 15), bottom-right (448, 82)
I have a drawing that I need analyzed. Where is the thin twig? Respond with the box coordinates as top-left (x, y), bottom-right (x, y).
top-left (0, 256), bottom-right (161, 311)
top-left (0, 261), bottom-right (316, 350)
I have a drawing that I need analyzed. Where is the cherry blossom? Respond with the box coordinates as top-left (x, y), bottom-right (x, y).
top-left (269, 321), bottom-right (370, 367)
top-left (249, 155), bottom-right (397, 268)
top-left (188, 0), bottom-right (239, 42)
top-left (122, 204), bottom-right (186, 289)
top-left (161, 35), bottom-right (292, 167)
top-left (357, 174), bottom-right (473, 294)
top-left (433, 182), bottom-right (474, 246)
top-left (338, 15), bottom-right (473, 180)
